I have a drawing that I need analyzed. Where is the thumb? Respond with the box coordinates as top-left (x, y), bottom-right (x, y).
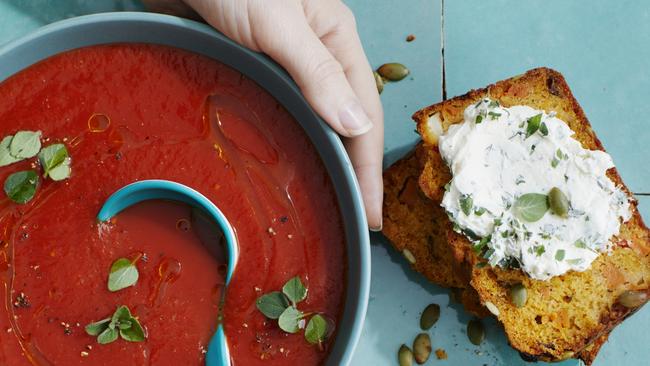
top-left (254, 15), bottom-right (373, 137)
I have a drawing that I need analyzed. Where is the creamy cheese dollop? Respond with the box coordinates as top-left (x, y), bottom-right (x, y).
top-left (439, 98), bottom-right (631, 280)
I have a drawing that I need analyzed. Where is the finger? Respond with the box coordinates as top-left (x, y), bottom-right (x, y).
top-left (142, 0), bottom-right (202, 20)
top-left (249, 5), bottom-right (374, 138)
top-left (312, 2), bottom-right (385, 230)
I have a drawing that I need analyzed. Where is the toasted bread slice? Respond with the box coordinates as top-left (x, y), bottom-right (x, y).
top-left (382, 145), bottom-right (608, 363)
top-left (413, 68), bottom-right (650, 363)
top-left (382, 144), bottom-right (489, 317)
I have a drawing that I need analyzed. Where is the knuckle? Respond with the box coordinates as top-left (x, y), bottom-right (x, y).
top-left (308, 57), bottom-right (344, 85)
top-left (336, 5), bottom-right (357, 29)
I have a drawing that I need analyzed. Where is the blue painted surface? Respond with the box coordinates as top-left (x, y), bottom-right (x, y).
top-left (0, 1), bottom-right (648, 365)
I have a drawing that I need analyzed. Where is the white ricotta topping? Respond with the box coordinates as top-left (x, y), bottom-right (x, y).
top-left (440, 98), bottom-right (631, 280)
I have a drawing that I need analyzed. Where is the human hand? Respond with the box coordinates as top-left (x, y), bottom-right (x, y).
top-left (143, 0), bottom-right (384, 230)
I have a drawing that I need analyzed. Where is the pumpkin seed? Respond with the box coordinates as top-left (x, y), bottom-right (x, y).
top-left (484, 301), bottom-right (500, 316)
top-left (377, 63), bottom-right (410, 81)
top-left (618, 290), bottom-right (647, 308)
top-left (373, 71), bottom-right (384, 94)
top-left (398, 344), bottom-right (414, 366)
top-left (402, 249), bottom-right (416, 264)
top-left (420, 303), bottom-right (440, 330)
top-left (412, 333), bottom-right (431, 364)
top-left (467, 319), bottom-right (485, 345)
top-left (509, 283), bottom-right (528, 308)
top-left (548, 187), bottom-right (569, 218)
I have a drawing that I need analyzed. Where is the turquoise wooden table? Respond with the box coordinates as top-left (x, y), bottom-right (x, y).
top-left (1, 1), bottom-right (648, 365)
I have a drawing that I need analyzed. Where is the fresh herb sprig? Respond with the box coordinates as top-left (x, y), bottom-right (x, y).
top-left (85, 305), bottom-right (146, 344)
top-left (256, 276), bottom-right (331, 347)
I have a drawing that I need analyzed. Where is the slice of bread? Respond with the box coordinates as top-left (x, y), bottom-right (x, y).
top-left (382, 144), bottom-right (608, 364)
top-left (382, 144), bottom-right (489, 317)
top-left (413, 68), bottom-right (650, 362)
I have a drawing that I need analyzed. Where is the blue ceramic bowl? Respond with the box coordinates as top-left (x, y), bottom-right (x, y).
top-left (0, 12), bottom-right (370, 366)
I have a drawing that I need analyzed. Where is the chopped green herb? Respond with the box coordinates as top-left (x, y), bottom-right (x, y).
top-left (278, 306), bottom-right (304, 334)
top-left (574, 240), bottom-right (587, 249)
top-left (494, 218), bottom-right (503, 226)
top-left (444, 181), bottom-right (451, 192)
top-left (534, 245), bottom-right (546, 256)
top-left (474, 207), bottom-right (487, 216)
top-left (305, 314), bottom-right (329, 345)
top-left (551, 157), bottom-right (560, 168)
top-left (567, 258), bottom-right (584, 265)
top-left (4, 170), bottom-right (39, 204)
top-left (38, 143), bottom-right (71, 181)
top-left (460, 195), bottom-right (473, 216)
top-left (472, 235), bottom-right (491, 254)
top-left (488, 100), bottom-right (500, 108)
top-left (256, 291), bottom-right (290, 319)
top-left (525, 114), bottom-right (543, 138)
top-left (9, 131), bottom-right (41, 159)
top-left (513, 193), bottom-right (549, 222)
top-left (475, 262), bottom-right (488, 268)
top-left (539, 122), bottom-right (549, 136)
top-left (483, 248), bottom-right (495, 260)
top-left (282, 276), bottom-right (308, 305)
top-left (488, 111), bottom-right (502, 119)
top-left (555, 249), bottom-right (566, 261)
top-left (108, 258), bottom-right (139, 292)
top-left (475, 114), bottom-right (484, 124)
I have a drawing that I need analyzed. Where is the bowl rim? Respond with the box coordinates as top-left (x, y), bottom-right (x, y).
top-left (0, 12), bottom-right (370, 366)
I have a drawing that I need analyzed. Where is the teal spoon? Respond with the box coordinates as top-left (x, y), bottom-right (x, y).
top-left (97, 179), bottom-right (237, 366)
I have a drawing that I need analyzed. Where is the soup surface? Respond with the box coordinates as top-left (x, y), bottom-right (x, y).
top-left (0, 44), bottom-right (346, 365)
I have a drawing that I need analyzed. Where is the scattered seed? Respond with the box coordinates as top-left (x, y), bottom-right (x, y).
top-left (467, 319), bottom-right (485, 345)
top-left (548, 187), bottom-right (569, 218)
top-left (406, 34), bottom-right (416, 42)
top-left (80, 351), bottom-right (89, 357)
top-left (484, 301), bottom-right (500, 316)
top-left (373, 71), bottom-right (384, 94)
top-left (377, 63), bottom-right (410, 81)
top-left (402, 249), bottom-right (416, 264)
top-left (398, 344), bottom-right (414, 366)
top-left (618, 290), bottom-right (647, 308)
top-left (420, 303), bottom-right (440, 330)
top-left (412, 333), bottom-right (431, 364)
top-left (509, 283), bottom-right (528, 308)
top-left (435, 348), bottom-right (448, 360)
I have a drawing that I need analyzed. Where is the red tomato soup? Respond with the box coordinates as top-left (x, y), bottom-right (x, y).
top-left (0, 45), bottom-right (347, 365)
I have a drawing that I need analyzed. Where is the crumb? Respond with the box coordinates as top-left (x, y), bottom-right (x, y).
top-left (80, 351), bottom-right (89, 357)
top-left (435, 348), bottom-right (448, 360)
top-left (406, 34), bottom-right (416, 42)
top-left (267, 227), bottom-right (276, 236)
top-left (287, 234), bottom-right (293, 239)
top-left (6, 328), bottom-right (12, 333)
top-left (86, 345), bottom-right (93, 350)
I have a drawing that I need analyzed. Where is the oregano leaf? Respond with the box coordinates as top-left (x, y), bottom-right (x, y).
top-left (282, 276), bottom-right (307, 304)
top-left (108, 258), bottom-right (139, 292)
top-left (256, 291), bottom-right (290, 319)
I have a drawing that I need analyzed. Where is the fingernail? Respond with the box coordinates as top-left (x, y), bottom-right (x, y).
top-left (339, 101), bottom-right (373, 136)
top-left (369, 223), bottom-right (383, 232)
